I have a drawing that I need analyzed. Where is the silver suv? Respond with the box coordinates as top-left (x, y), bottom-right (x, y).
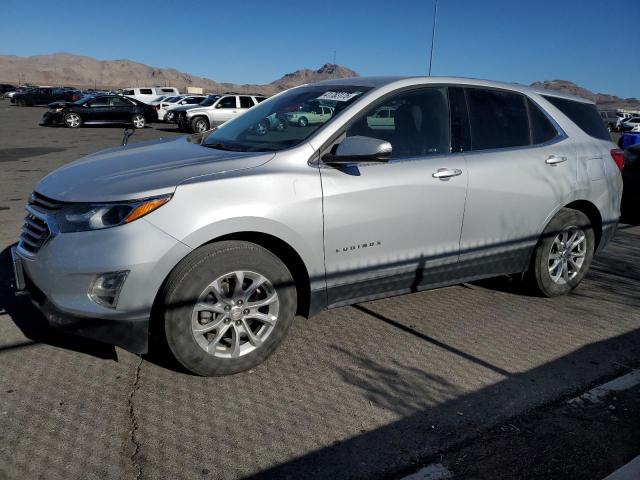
top-left (175, 94), bottom-right (266, 133)
top-left (13, 77), bottom-right (623, 376)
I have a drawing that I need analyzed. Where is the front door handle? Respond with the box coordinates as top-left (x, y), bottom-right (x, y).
top-left (432, 168), bottom-right (462, 180)
top-left (545, 155), bottom-right (567, 165)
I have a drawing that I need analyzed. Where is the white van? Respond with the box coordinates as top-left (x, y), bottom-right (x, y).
top-left (122, 87), bottom-right (180, 104)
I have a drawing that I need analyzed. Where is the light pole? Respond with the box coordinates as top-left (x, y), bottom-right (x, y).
top-left (428, 0), bottom-right (438, 76)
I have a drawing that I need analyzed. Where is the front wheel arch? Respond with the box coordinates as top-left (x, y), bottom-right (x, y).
top-left (150, 232), bottom-right (312, 345)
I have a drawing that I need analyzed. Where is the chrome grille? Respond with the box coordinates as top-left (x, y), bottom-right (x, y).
top-left (19, 192), bottom-right (63, 255)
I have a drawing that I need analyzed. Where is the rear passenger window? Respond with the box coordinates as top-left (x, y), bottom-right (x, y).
top-left (527, 98), bottom-right (559, 144)
top-left (542, 95), bottom-right (610, 141)
top-left (240, 96), bottom-right (253, 108)
top-left (139, 89), bottom-right (153, 95)
top-left (466, 88), bottom-right (529, 150)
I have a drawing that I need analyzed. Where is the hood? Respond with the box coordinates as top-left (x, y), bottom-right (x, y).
top-left (170, 104), bottom-right (202, 113)
top-left (35, 136), bottom-right (275, 202)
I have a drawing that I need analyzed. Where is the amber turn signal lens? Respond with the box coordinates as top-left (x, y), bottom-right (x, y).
top-left (124, 197), bottom-right (170, 223)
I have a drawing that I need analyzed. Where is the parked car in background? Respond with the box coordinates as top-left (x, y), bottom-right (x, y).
top-left (366, 106), bottom-right (397, 129)
top-left (12, 87), bottom-right (82, 106)
top-left (621, 144), bottom-right (640, 221)
top-left (599, 110), bottom-right (618, 131)
top-left (13, 77), bottom-right (623, 376)
top-left (123, 87), bottom-right (180, 104)
top-left (176, 93), bottom-right (266, 132)
top-left (159, 95), bottom-right (206, 121)
top-left (0, 84), bottom-right (16, 95)
top-left (40, 94), bottom-right (157, 128)
top-left (620, 117), bottom-right (640, 132)
top-left (285, 101), bottom-right (334, 127)
top-left (617, 112), bottom-right (636, 130)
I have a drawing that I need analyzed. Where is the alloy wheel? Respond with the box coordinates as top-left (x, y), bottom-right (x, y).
top-left (191, 270), bottom-right (279, 358)
top-left (65, 113), bottom-right (81, 127)
top-left (548, 226), bottom-right (586, 285)
top-left (132, 115), bottom-right (145, 128)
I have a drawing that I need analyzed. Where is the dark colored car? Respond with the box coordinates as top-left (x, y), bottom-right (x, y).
top-left (41, 94), bottom-right (158, 128)
top-left (0, 84), bottom-right (15, 94)
top-left (621, 144), bottom-right (640, 222)
top-left (12, 87), bottom-right (82, 106)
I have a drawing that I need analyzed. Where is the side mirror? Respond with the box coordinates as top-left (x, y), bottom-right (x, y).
top-left (323, 136), bottom-right (392, 165)
top-left (215, 103), bottom-right (222, 109)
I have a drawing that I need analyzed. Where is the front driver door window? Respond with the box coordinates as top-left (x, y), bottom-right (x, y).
top-left (320, 86), bottom-right (468, 305)
top-left (215, 96), bottom-right (239, 124)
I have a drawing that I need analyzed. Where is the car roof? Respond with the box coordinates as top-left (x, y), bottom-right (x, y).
top-left (310, 76), bottom-right (595, 105)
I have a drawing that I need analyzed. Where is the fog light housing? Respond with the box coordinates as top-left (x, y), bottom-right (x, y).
top-left (88, 271), bottom-right (129, 309)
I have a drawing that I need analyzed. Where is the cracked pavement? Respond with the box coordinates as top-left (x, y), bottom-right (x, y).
top-left (1, 104), bottom-right (639, 480)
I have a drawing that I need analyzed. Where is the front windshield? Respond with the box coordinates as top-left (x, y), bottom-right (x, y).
top-left (200, 95), bottom-right (222, 107)
top-left (203, 85), bottom-right (372, 152)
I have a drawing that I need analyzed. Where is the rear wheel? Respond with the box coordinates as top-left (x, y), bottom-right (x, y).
top-left (162, 241), bottom-right (297, 376)
top-left (16, 98), bottom-right (26, 107)
top-left (191, 116), bottom-right (209, 133)
top-left (131, 114), bottom-right (146, 128)
top-left (525, 208), bottom-right (595, 297)
top-left (298, 116), bottom-right (308, 127)
top-left (64, 112), bottom-right (82, 128)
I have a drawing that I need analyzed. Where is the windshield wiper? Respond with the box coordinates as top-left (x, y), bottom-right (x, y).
top-left (204, 142), bottom-right (246, 152)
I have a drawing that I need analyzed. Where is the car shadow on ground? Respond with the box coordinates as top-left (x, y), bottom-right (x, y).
top-left (0, 245), bottom-right (118, 360)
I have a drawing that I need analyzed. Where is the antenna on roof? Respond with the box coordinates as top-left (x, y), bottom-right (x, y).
top-left (428, 0), bottom-right (438, 76)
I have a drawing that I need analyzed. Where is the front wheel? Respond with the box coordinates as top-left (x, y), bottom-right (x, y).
top-left (525, 208), bottom-right (595, 297)
top-left (162, 241), bottom-right (297, 376)
top-left (64, 112), bottom-right (82, 128)
top-left (16, 99), bottom-right (26, 107)
top-left (131, 114), bottom-right (146, 129)
top-left (297, 116), bottom-right (308, 127)
top-left (191, 116), bottom-right (209, 133)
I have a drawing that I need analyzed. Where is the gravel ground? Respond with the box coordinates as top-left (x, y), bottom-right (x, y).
top-left (0, 101), bottom-right (639, 480)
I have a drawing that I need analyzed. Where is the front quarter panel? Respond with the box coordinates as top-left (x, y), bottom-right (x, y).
top-left (144, 143), bottom-right (326, 293)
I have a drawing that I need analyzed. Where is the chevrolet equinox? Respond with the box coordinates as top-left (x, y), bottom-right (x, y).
top-left (12, 77), bottom-right (624, 376)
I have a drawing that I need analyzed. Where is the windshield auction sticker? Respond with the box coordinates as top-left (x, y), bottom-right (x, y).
top-left (316, 91), bottom-right (363, 102)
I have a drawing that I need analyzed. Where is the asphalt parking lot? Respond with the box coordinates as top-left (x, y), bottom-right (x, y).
top-left (1, 102), bottom-right (639, 480)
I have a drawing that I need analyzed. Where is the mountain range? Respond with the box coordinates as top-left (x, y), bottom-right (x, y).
top-left (0, 53), bottom-right (637, 110)
top-left (0, 53), bottom-right (357, 96)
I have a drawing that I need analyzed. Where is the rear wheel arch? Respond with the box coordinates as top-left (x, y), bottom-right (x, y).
top-left (563, 200), bottom-right (602, 249)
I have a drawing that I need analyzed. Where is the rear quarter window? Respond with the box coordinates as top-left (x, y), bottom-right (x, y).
top-left (542, 95), bottom-right (610, 141)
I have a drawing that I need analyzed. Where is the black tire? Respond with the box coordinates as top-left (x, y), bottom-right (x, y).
top-left (161, 241), bottom-right (297, 376)
top-left (525, 208), bottom-right (595, 297)
top-left (191, 116), bottom-right (209, 133)
top-left (16, 98), bottom-right (26, 107)
top-left (298, 116), bottom-right (308, 127)
top-left (63, 112), bottom-right (83, 128)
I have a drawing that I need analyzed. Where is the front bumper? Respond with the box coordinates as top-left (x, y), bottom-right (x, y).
top-left (13, 218), bottom-right (192, 354)
top-left (40, 111), bottom-right (63, 126)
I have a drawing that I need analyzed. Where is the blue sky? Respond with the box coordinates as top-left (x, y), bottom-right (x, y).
top-left (1, 0), bottom-right (638, 98)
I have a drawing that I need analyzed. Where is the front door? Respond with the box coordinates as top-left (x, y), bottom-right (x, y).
top-left (321, 86), bottom-right (468, 306)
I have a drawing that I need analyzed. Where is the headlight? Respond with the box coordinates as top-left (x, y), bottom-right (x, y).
top-left (54, 108), bottom-right (63, 112)
top-left (55, 195), bottom-right (171, 233)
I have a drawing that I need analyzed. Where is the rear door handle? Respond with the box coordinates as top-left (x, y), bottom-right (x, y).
top-left (545, 155), bottom-right (567, 165)
top-left (432, 168), bottom-right (463, 180)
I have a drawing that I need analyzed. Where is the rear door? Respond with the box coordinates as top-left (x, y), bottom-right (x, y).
top-left (455, 87), bottom-right (577, 275)
top-left (109, 96), bottom-right (136, 122)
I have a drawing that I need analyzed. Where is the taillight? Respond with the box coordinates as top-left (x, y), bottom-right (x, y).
top-left (610, 148), bottom-right (624, 171)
